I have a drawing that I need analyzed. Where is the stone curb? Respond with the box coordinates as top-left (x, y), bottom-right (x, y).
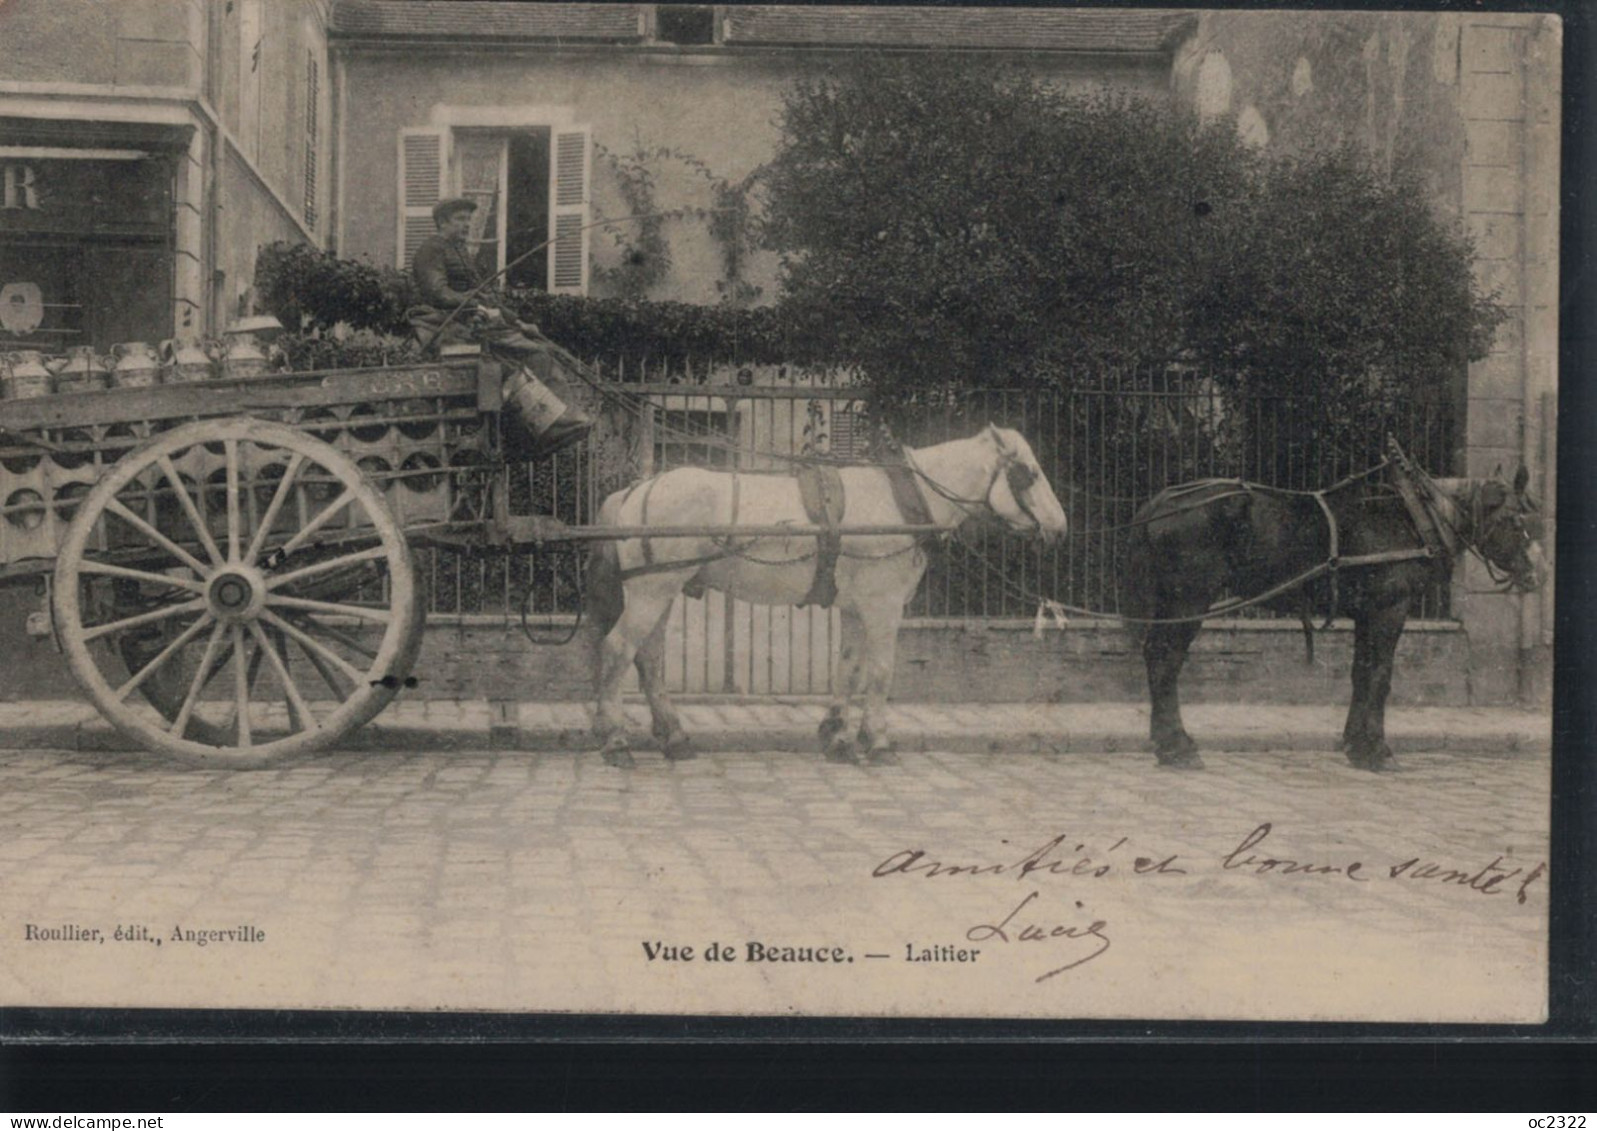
top-left (2, 700), bottom-right (1551, 757)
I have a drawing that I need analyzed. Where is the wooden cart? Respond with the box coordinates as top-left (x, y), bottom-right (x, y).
top-left (0, 354), bottom-right (561, 766)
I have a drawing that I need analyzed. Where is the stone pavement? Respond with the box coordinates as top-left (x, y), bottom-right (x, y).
top-left (0, 727), bottom-right (1551, 1022)
top-left (0, 697), bottom-right (1552, 756)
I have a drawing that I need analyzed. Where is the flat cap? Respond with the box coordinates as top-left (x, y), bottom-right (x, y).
top-left (433, 197), bottom-right (477, 223)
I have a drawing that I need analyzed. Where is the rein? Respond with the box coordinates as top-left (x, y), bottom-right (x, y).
top-left (902, 438), bottom-right (1045, 537)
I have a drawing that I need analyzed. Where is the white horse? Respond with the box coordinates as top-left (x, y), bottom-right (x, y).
top-left (586, 424), bottom-right (1069, 767)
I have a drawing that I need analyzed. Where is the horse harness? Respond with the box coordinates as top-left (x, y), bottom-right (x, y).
top-left (1123, 447), bottom-right (1447, 631)
top-left (615, 459), bottom-right (938, 606)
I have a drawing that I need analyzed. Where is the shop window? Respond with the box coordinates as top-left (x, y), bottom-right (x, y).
top-left (0, 156), bottom-right (173, 352)
top-left (398, 125), bottom-right (590, 295)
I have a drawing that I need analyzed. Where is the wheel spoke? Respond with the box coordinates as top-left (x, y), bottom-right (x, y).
top-left (244, 452), bottom-right (306, 566)
top-left (266, 593), bottom-right (391, 625)
top-left (232, 625), bottom-right (252, 748)
top-left (104, 499), bottom-right (212, 577)
top-left (79, 560), bottom-right (205, 593)
top-left (265, 545), bottom-right (387, 590)
top-left (248, 621), bottom-right (320, 734)
top-left (171, 621), bottom-right (227, 737)
top-left (113, 612), bottom-right (214, 701)
top-left (225, 439), bottom-right (242, 563)
top-left (278, 487), bottom-right (358, 557)
top-left (157, 455), bottom-right (224, 567)
top-left (82, 597), bottom-right (207, 643)
top-left (282, 610), bottom-right (378, 661)
top-left (260, 609), bottom-right (367, 684)
top-left (290, 632), bottom-right (352, 698)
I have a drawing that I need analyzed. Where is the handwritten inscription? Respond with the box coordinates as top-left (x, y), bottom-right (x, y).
top-left (867, 825), bottom-right (1548, 984)
top-left (966, 891), bottom-right (1111, 981)
top-left (873, 833), bottom-right (1186, 881)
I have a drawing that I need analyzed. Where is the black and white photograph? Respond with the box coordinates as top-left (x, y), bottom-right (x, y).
top-left (0, 1), bottom-right (1564, 1025)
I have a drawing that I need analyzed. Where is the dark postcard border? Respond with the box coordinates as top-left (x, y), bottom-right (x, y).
top-left (2, 0), bottom-right (1593, 1104)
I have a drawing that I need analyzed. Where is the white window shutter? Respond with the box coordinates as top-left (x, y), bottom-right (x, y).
top-left (397, 127), bottom-right (449, 270)
top-left (548, 127), bottom-right (591, 294)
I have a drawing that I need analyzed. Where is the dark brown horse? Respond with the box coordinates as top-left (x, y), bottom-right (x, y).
top-left (1121, 443), bottom-right (1546, 770)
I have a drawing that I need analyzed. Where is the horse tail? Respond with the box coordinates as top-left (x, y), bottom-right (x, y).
top-left (1298, 596), bottom-right (1316, 666)
top-left (586, 494), bottom-right (628, 642)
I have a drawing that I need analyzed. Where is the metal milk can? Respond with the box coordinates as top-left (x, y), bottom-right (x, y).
top-left (2, 351), bottom-right (55, 399)
top-left (218, 316), bottom-right (283, 380)
top-left (160, 337), bottom-right (215, 384)
top-left (110, 341), bottom-right (162, 389)
top-left (54, 345), bottom-right (109, 394)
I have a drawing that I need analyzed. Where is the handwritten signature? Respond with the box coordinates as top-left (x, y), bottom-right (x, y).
top-left (965, 891), bottom-right (1111, 982)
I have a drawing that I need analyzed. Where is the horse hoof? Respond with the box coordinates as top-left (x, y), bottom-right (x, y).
top-left (1155, 749), bottom-right (1204, 770)
top-left (824, 738), bottom-right (861, 765)
top-left (662, 736), bottom-right (696, 762)
top-left (600, 740), bottom-right (635, 769)
top-left (866, 745), bottom-right (901, 767)
top-left (1154, 733), bottom-right (1201, 769)
top-left (1346, 747), bottom-right (1395, 772)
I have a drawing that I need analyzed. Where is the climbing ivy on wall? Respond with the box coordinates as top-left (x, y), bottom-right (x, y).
top-left (590, 135), bottom-right (763, 305)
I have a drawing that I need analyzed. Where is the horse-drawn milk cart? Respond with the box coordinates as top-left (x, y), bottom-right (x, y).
top-left (0, 350), bottom-right (1038, 768)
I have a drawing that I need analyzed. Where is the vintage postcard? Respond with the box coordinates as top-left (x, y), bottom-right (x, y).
top-left (0, 2), bottom-right (1560, 1025)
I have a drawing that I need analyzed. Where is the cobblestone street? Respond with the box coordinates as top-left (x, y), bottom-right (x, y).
top-left (0, 736), bottom-right (1549, 1022)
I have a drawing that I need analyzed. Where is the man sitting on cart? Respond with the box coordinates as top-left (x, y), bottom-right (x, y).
top-left (408, 196), bottom-right (592, 460)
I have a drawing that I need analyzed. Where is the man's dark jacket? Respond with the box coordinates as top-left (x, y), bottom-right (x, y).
top-left (411, 234), bottom-right (491, 310)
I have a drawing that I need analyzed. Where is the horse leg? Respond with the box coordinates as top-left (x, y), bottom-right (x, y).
top-left (1144, 620), bottom-right (1203, 768)
top-left (854, 606), bottom-right (903, 767)
top-left (1344, 605), bottom-right (1405, 771)
top-left (1341, 612), bottom-right (1375, 755)
top-left (635, 605), bottom-right (692, 761)
top-left (822, 608), bottom-right (865, 765)
top-left (593, 586), bottom-right (678, 769)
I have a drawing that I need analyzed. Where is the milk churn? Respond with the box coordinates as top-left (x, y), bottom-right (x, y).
top-left (218, 315), bottom-right (283, 380)
top-left (109, 341), bottom-right (162, 389)
top-left (160, 337), bottom-right (215, 384)
top-left (2, 351), bottom-right (54, 399)
top-left (501, 351), bottom-right (592, 461)
top-left (54, 345), bottom-right (109, 394)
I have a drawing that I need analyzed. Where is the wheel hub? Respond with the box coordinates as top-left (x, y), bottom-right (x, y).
top-left (206, 567), bottom-right (266, 623)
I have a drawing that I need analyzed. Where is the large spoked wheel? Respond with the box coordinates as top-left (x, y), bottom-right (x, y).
top-left (53, 417), bottom-right (424, 767)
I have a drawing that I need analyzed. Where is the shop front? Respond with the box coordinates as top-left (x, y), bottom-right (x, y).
top-left (0, 135), bottom-right (179, 355)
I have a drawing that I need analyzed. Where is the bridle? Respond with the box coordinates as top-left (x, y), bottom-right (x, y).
top-left (1420, 475), bottom-right (1543, 592)
top-left (904, 438), bottom-right (1045, 534)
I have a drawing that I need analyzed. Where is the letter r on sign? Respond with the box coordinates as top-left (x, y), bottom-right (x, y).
top-left (3, 165), bottom-right (39, 210)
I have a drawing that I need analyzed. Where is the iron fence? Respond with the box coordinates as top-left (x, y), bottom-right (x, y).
top-left (420, 359), bottom-right (1455, 622)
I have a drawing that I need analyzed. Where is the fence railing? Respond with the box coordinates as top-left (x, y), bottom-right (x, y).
top-left (420, 359), bottom-right (1455, 623)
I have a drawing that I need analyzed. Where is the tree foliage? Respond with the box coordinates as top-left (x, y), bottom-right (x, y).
top-left (762, 56), bottom-right (1503, 406)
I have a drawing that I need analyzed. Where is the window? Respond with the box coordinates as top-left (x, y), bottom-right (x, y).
top-left (397, 124), bottom-right (590, 294)
top-left (656, 5), bottom-right (717, 45)
top-left (653, 404), bottom-right (735, 470)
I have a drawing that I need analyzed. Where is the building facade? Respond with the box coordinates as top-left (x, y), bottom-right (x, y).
top-left (0, 0), bottom-right (332, 351)
top-left (1169, 9), bottom-right (1559, 700)
top-left (327, 2), bottom-right (1189, 304)
top-left (0, 3), bottom-right (1558, 704)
